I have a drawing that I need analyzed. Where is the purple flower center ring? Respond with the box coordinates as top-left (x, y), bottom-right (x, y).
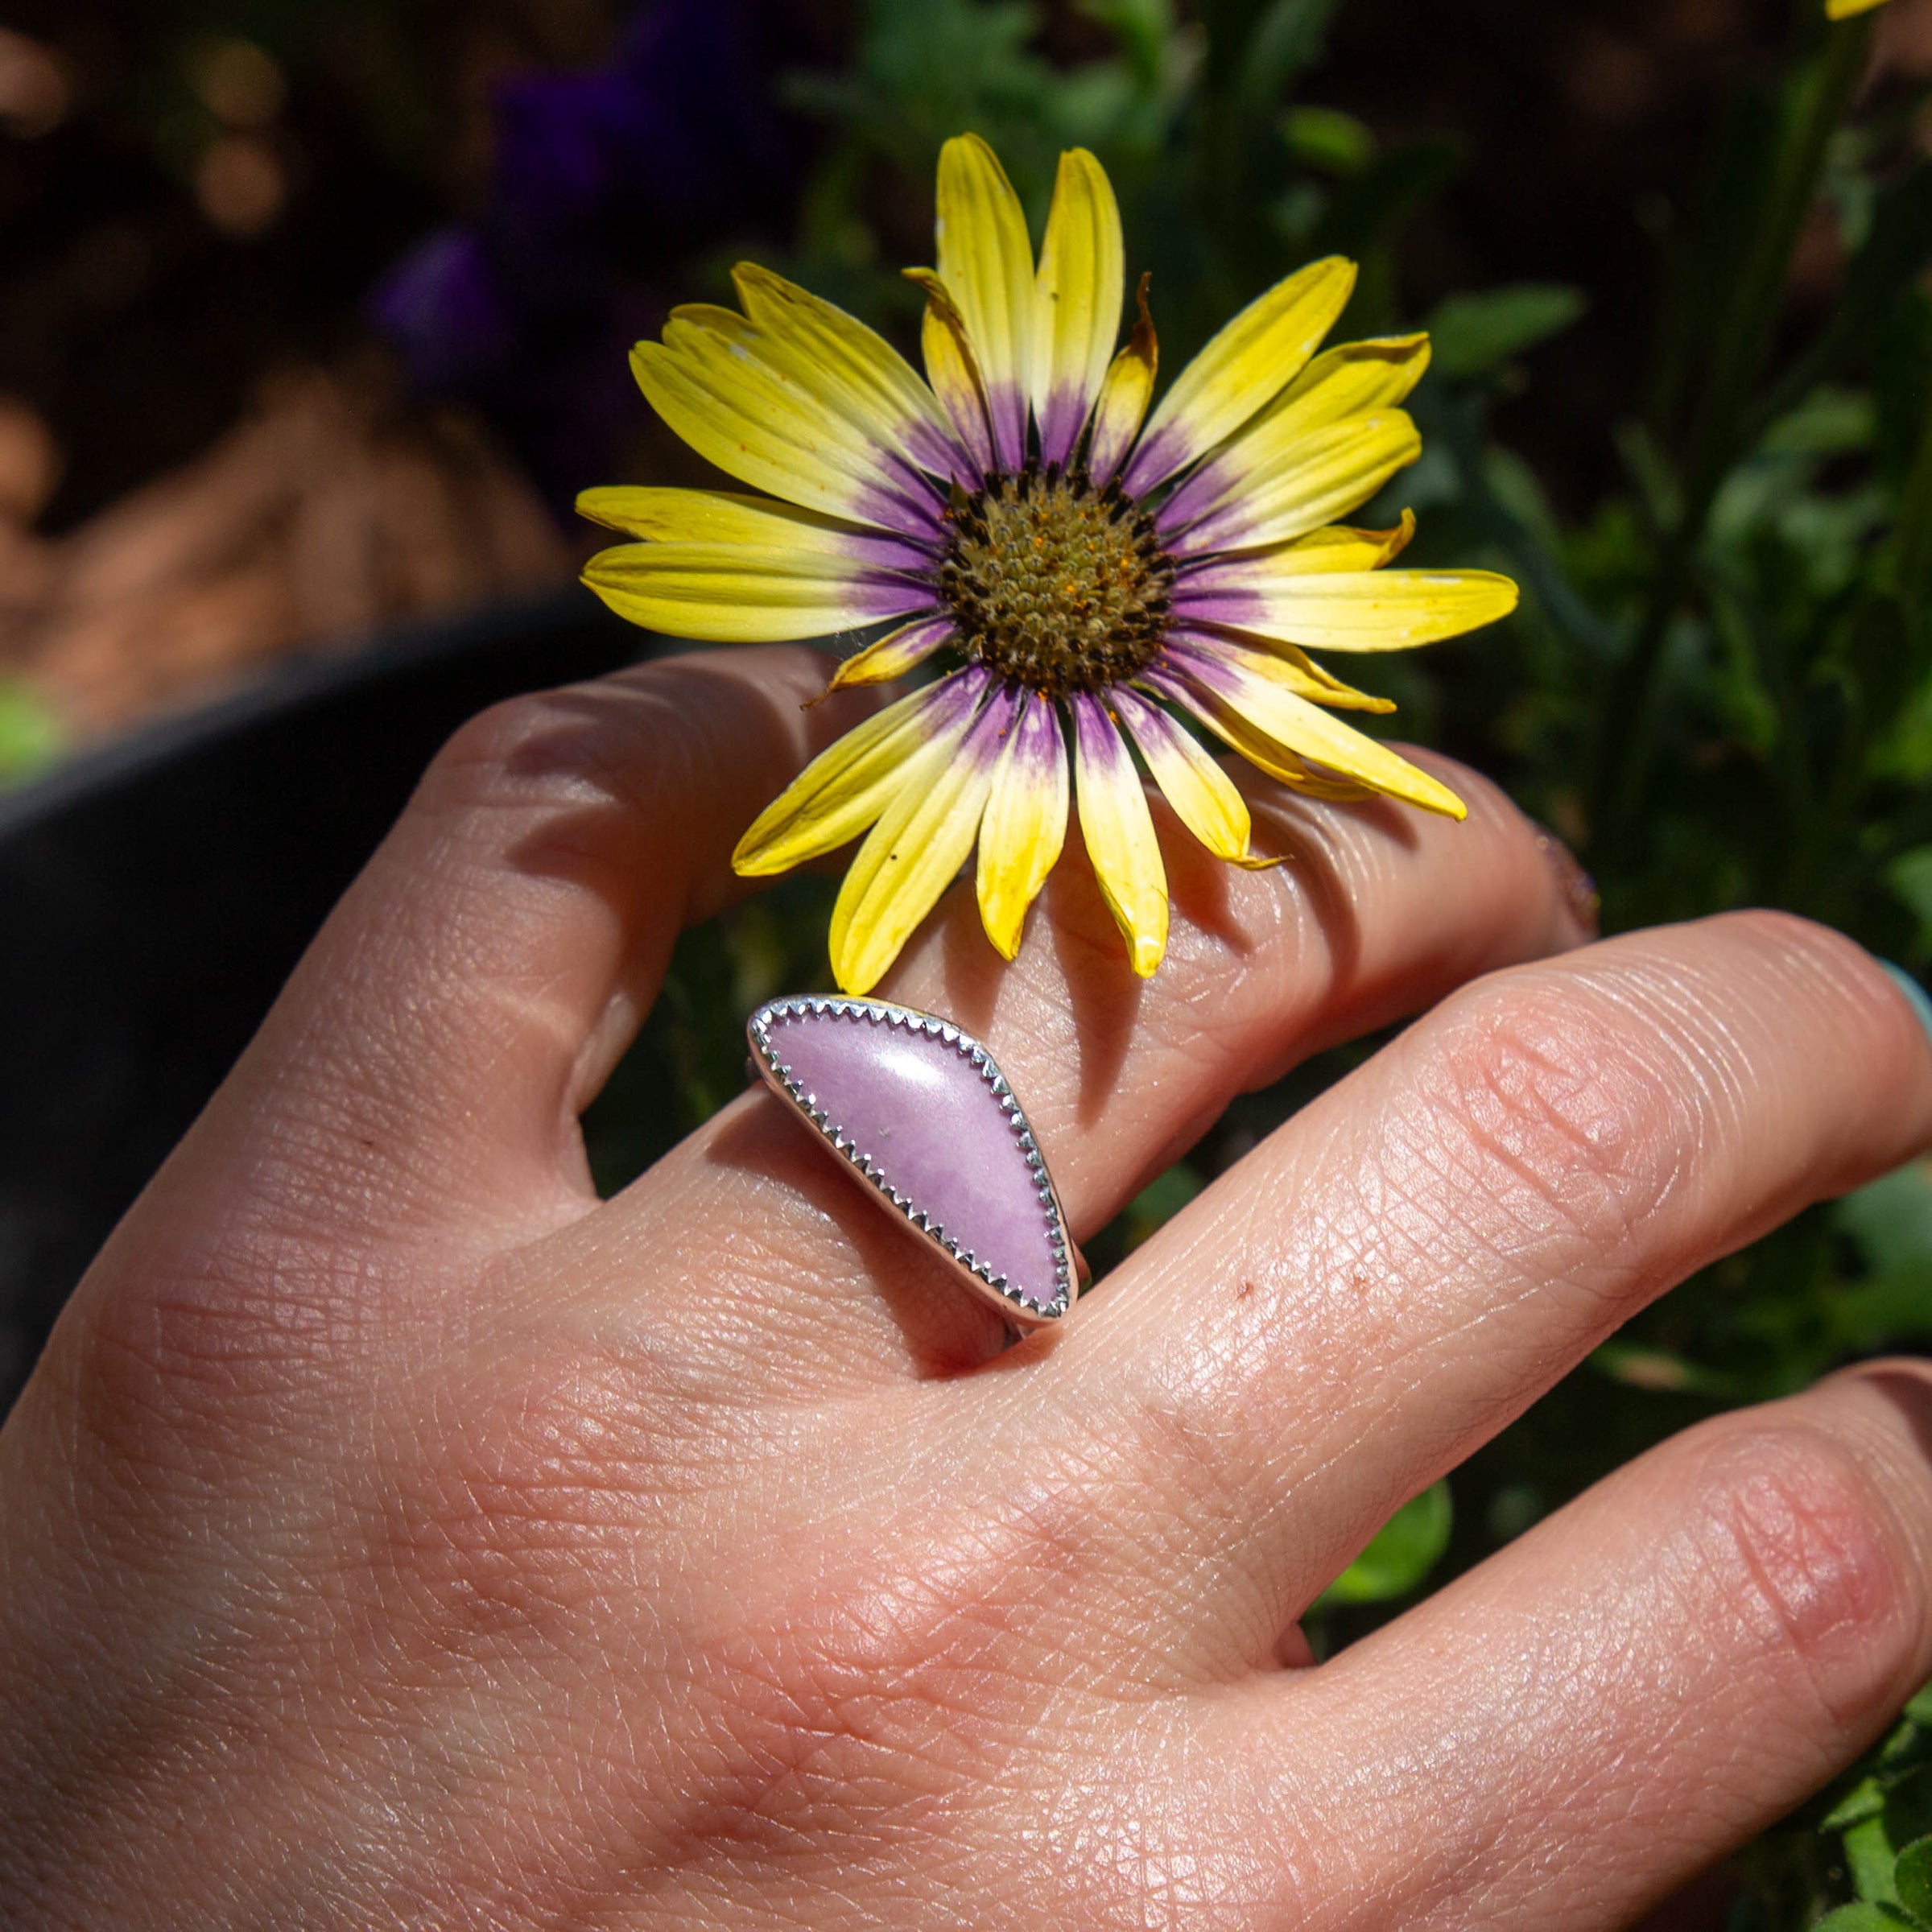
top-left (746, 996), bottom-right (1084, 1328)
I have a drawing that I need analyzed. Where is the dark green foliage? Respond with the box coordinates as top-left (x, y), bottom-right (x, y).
top-left (580, 0), bottom-right (1932, 1914)
top-left (1426, 284), bottom-right (1590, 384)
top-left (1808, 1686), bottom-right (1932, 1926)
top-left (1314, 1481), bottom-right (1452, 1611)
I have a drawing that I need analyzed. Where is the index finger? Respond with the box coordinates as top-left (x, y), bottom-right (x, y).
top-left (78, 649), bottom-right (875, 1286)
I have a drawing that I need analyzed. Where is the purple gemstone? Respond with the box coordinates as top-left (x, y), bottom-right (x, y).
top-left (749, 1000), bottom-right (1072, 1320)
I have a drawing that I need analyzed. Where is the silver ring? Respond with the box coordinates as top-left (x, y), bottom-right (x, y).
top-left (747, 996), bottom-right (1084, 1328)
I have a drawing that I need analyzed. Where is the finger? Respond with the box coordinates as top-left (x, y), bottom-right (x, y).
top-left (567, 753), bottom-right (1594, 1382)
top-left (891, 758), bottom-right (1596, 1231)
top-left (1211, 1364), bottom-right (1932, 1930)
top-left (1047, 913), bottom-right (1932, 1663)
top-left (109, 648), bottom-right (872, 1252)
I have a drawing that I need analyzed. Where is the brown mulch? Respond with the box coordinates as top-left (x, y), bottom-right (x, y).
top-left (0, 358), bottom-right (572, 740)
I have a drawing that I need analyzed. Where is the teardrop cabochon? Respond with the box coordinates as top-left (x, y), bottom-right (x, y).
top-left (746, 997), bottom-right (1079, 1327)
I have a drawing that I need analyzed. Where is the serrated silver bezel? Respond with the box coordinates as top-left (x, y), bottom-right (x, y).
top-left (746, 995), bottom-right (1076, 1328)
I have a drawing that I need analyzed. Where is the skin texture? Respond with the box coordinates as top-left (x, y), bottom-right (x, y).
top-left (4, 643), bottom-right (1932, 1930)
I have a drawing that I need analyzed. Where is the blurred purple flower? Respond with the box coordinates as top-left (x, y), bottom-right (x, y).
top-left (370, 0), bottom-right (795, 512)
top-left (369, 229), bottom-right (518, 393)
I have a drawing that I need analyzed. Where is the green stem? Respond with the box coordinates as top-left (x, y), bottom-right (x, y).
top-left (1777, 367), bottom-right (1932, 911)
top-left (1890, 382), bottom-right (1932, 609)
top-left (1588, 13), bottom-right (1872, 851)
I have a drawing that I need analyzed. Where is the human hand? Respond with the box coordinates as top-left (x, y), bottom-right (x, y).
top-left (5, 646), bottom-right (1932, 1929)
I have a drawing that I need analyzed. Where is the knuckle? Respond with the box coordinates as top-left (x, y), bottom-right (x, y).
top-left (1710, 904), bottom-right (1852, 966)
top-left (1410, 974), bottom-right (1690, 1260)
top-left (1682, 1422), bottom-right (1922, 1723)
top-left (681, 1484), bottom-right (1100, 1844)
top-left (363, 1348), bottom-right (687, 1662)
top-left (71, 1228), bottom-right (347, 1468)
top-left (408, 663), bottom-right (792, 904)
top-left (408, 679), bottom-right (712, 910)
top-left (418, 688), bottom-right (628, 823)
top-left (1393, 902), bottom-right (1895, 1304)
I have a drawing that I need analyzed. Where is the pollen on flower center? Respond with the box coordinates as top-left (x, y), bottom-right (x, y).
top-left (940, 467), bottom-right (1175, 699)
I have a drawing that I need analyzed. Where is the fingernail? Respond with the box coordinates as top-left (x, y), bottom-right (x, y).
top-left (1533, 825), bottom-right (1600, 943)
top-left (1882, 961), bottom-right (1932, 1046)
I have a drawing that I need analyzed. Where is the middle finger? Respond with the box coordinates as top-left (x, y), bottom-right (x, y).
top-left (555, 753), bottom-right (1590, 1385)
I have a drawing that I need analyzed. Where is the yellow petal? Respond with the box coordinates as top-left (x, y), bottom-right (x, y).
top-left (1252, 335), bottom-right (1430, 445)
top-left (1179, 700), bottom-right (1380, 801)
top-left (905, 268), bottom-right (997, 475)
top-left (1071, 694), bottom-right (1167, 976)
top-left (1033, 148), bottom-right (1125, 466)
top-left (1171, 632), bottom-right (1393, 712)
top-left (976, 691), bottom-right (1069, 959)
top-left (935, 134), bottom-right (1035, 467)
top-left (581, 542), bottom-right (929, 643)
top-left (1201, 511), bottom-right (1416, 579)
top-left (830, 687), bottom-right (1014, 993)
top-left (664, 303), bottom-right (923, 462)
top-left (1827, 0), bottom-right (1888, 16)
top-left (1166, 336), bottom-right (1430, 526)
top-left (1169, 411), bottom-right (1422, 555)
top-left (1112, 688), bottom-right (1253, 861)
top-left (733, 675), bottom-right (980, 876)
top-left (573, 486), bottom-right (924, 568)
top-left (633, 320), bottom-right (935, 532)
top-left (731, 262), bottom-right (965, 482)
top-left (1206, 568), bottom-right (1521, 652)
top-left (826, 615), bottom-right (954, 690)
top-left (1250, 643), bottom-right (1394, 711)
top-left (1175, 651), bottom-right (1464, 818)
top-left (1087, 274), bottom-right (1158, 484)
top-left (1124, 256), bottom-right (1357, 492)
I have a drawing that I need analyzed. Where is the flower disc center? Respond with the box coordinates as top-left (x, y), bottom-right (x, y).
top-left (940, 469), bottom-right (1174, 700)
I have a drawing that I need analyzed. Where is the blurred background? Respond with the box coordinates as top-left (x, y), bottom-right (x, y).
top-left (0, 0), bottom-right (1879, 752)
top-left (13, 1), bottom-right (1932, 1921)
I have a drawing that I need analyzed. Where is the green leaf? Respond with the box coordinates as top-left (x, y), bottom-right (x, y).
top-left (1282, 104), bottom-right (1372, 175)
top-left (1895, 1837), bottom-right (1932, 1923)
top-left (1316, 135), bottom-right (1463, 266)
top-left (1426, 283), bottom-right (1587, 382)
top-left (1316, 1482), bottom-right (1452, 1608)
top-left (1121, 1163), bottom-right (1203, 1251)
top-left (1831, 1163), bottom-right (1932, 1360)
top-left (1749, 160), bottom-right (1932, 446)
top-left (1814, 1907), bottom-right (1918, 1930)
top-left (1224, 0), bottom-right (1341, 118)
top-left (1873, 667), bottom-right (1932, 785)
top-left (1828, 1777), bottom-right (1892, 1834)
top-left (1838, 1164), bottom-right (1932, 1280)
top-left (0, 682), bottom-right (62, 786)
top-left (1758, 383), bottom-right (1875, 457)
top-left (1080, 0), bottom-right (1175, 83)
top-left (1851, 1813), bottom-right (1905, 1904)
top-left (1889, 850), bottom-right (1932, 955)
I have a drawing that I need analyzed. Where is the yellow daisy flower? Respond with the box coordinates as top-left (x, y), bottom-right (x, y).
top-left (581, 134), bottom-right (1519, 993)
